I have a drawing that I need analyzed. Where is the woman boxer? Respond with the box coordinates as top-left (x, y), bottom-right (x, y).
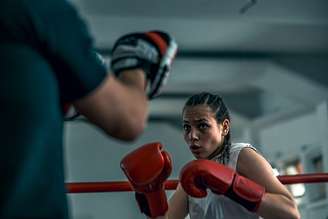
top-left (121, 92), bottom-right (300, 219)
top-left (167, 92), bottom-right (300, 219)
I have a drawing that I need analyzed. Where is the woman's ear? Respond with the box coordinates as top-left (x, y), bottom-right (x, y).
top-left (222, 119), bottom-right (230, 136)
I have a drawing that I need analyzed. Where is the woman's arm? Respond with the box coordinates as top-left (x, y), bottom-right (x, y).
top-left (237, 148), bottom-right (301, 219)
top-left (168, 183), bottom-right (189, 219)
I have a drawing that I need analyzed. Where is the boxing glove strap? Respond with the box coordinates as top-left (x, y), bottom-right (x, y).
top-left (226, 174), bottom-right (265, 212)
top-left (136, 188), bottom-right (168, 217)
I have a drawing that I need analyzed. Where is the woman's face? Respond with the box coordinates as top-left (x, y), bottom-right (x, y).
top-left (183, 105), bottom-right (228, 159)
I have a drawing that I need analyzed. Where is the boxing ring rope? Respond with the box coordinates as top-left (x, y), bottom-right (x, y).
top-left (66, 173), bottom-right (328, 193)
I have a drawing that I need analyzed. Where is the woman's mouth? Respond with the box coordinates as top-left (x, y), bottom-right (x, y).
top-left (190, 145), bottom-right (202, 154)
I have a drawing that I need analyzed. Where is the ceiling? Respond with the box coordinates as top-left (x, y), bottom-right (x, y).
top-left (71, 0), bottom-right (328, 138)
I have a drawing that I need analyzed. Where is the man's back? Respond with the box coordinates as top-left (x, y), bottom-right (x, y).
top-left (0, 0), bottom-right (178, 218)
top-left (0, 43), bottom-right (67, 218)
top-left (0, 0), bottom-right (84, 217)
top-left (0, 43), bottom-right (69, 218)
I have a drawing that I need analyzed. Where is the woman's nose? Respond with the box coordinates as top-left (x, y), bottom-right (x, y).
top-left (188, 128), bottom-right (199, 141)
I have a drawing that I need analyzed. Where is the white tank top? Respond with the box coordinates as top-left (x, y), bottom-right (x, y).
top-left (188, 143), bottom-right (262, 219)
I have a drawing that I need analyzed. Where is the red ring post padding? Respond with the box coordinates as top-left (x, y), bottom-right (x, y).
top-left (66, 173), bottom-right (328, 193)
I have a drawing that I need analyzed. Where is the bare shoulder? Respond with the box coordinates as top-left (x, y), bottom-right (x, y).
top-left (237, 147), bottom-right (270, 175)
top-left (237, 147), bottom-right (275, 182)
top-left (237, 147), bottom-right (293, 198)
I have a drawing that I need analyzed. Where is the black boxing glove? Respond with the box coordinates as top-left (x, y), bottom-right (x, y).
top-left (110, 31), bottom-right (178, 99)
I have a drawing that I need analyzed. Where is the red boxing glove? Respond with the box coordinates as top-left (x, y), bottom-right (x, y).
top-left (120, 142), bottom-right (172, 217)
top-left (180, 159), bottom-right (265, 212)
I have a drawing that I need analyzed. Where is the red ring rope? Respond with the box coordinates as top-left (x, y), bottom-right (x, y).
top-left (66, 173), bottom-right (328, 193)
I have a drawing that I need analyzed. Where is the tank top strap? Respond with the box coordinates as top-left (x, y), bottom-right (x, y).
top-left (227, 143), bottom-right (257, 170)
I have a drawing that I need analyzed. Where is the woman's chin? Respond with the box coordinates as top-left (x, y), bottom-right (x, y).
top-left (193, 153), bottom-right (208, 159)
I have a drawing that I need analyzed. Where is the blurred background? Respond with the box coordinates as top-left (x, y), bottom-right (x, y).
top-left (64, 0), bottom-right (328, 218)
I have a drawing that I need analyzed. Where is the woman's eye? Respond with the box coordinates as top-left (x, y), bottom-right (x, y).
top-left (183, 124), bottom-right (190, 132)
top-left (199, 123), bottom-right (209, 129)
